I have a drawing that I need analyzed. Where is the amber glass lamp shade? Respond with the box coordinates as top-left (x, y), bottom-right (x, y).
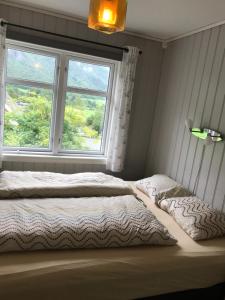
top-left (88, 0), bottom-right (127, 34)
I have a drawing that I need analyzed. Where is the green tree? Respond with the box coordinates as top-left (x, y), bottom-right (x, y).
top-left (4, 85), bottom-right (105, 151)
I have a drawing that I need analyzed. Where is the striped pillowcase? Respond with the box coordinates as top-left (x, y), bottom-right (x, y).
top-left (158, 196), bottom-right (225, 241)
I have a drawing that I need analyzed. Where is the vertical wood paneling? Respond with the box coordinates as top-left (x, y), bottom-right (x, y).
top-left (182, 30), bottom-right (211, 188)
top-left (55, 17), bottom-right (67, 35)
top-left (146, 24), bottom-right (225, 212)
top-left (20, 8), bottom-right (33, 27)
top-left (195, 26), bottom-right (225, 199)
top-left (169, 36), bottom-right (195, 179)
top-left (66, 19), bottom-right (77, 37)
top-left (188, 27), bottom-right (220, 192)
top-left (44, 14), bottom-right (56, 33)
top-left (165, 38), bottom-right (192, 176)
top-left (0, 3), bottom-right (163, 179)
top-left (176, 33), bottom-right (203, 182)
top-left (8, 6), bottom-right (20, 24)
top-left (155, 41), bottom-right (184, 173)
top-left (32, 12), bottom-right (45, 30)
top-left (148, 43), bottom-right (178, 173)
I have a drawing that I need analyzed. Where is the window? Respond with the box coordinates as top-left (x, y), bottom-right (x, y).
top-left (3, 41), bottom-right (117, 157)
top-left (4, 48), bottom-right (57, 150)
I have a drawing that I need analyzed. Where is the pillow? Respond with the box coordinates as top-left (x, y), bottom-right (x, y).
top-left (135, 174), bottom-right (191, 202)
top-left (158, 196), bottom-right (225, 241)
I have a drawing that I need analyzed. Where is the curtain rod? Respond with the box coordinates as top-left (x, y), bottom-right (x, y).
top-left (0, 20), bottom-right (142, 55)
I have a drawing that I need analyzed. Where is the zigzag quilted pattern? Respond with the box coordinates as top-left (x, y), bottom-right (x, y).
top-left (159, 197), bottom-right (225, 240)
top-left (0, 195), bottom-right (176, 252)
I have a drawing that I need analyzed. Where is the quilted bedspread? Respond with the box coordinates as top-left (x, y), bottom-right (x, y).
top-left (0, 171), bottom-right (176, 252)
top-left (0, 171), bottom-right (134, 199)
top-left (0, 195), bottom-right (177, 252)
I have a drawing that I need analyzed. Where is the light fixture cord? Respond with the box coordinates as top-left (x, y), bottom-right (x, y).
top-left (193, 144), bottom-right (206, 195)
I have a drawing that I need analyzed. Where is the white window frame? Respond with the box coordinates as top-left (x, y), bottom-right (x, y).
top-left (3, 39), bottom-right (119, 162)
top-left (4, 41), bottom-right (59, 153)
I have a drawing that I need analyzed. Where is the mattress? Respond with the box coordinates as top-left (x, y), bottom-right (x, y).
top-left (0, 184), bottom-right (224, 300)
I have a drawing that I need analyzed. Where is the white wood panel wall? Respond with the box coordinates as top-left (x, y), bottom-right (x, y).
top-left (146, 25), bottom-right (225, 212)
top-left (0, 3), bottom-right (163, 179)
top-left (3, 160), bottom-right (106, 173)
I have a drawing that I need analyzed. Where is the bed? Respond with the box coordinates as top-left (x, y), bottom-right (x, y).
top-left (0, 173), bottom-right (224, 300)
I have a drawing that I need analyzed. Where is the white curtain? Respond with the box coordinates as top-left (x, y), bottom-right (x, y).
top-left (106, 46), bottom-right (139, 172)
top-left (0, 20), bottom-right (6, 169)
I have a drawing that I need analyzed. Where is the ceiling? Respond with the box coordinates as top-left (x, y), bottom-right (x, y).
top-left (5, 0), bottom-right (225, 40)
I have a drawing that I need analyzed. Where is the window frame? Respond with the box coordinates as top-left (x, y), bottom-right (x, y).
top-left (3, 39), bottom-right (119, 159)
top-left (4, 42), bottom-right (59, 153)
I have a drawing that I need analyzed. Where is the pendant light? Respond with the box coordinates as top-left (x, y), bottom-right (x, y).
top-left (88, 0), bottom-right (127, 34)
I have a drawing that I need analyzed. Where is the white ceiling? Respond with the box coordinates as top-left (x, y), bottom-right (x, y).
top-left (5, 0), bottom-right (225, 40)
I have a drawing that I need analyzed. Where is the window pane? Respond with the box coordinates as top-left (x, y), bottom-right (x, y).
top-left (4, 84), bottom-right (53, 149)
top-left (67, 60), bottom-right (110, 92)
top-left (7, 48), bottom-right (56, 84)
top-left (62, 93), bottom-right (106, 151)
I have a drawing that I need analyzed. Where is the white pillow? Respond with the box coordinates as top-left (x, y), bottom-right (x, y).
top-left (135, 174), bottom-right (191, 202)
top-left (159, 196), bottom-right (225, 241)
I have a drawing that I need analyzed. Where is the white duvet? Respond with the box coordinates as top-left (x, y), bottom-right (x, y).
top-left (0, 171), bottom-right (177, 252)
top-left (0, 171), bottom-right (134, 199)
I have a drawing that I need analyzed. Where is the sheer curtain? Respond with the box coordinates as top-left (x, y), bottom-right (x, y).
top-left (0, 21), bottom-right (6, 169)
top-left (106, 46), bottom-right (139, 172)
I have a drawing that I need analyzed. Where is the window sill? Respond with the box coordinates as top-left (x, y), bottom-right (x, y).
top-left (2, 153), bottom-right (107, 165)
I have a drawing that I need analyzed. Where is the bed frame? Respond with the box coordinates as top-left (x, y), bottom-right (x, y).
top-left (137, 282), bottom-right (225, 300)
